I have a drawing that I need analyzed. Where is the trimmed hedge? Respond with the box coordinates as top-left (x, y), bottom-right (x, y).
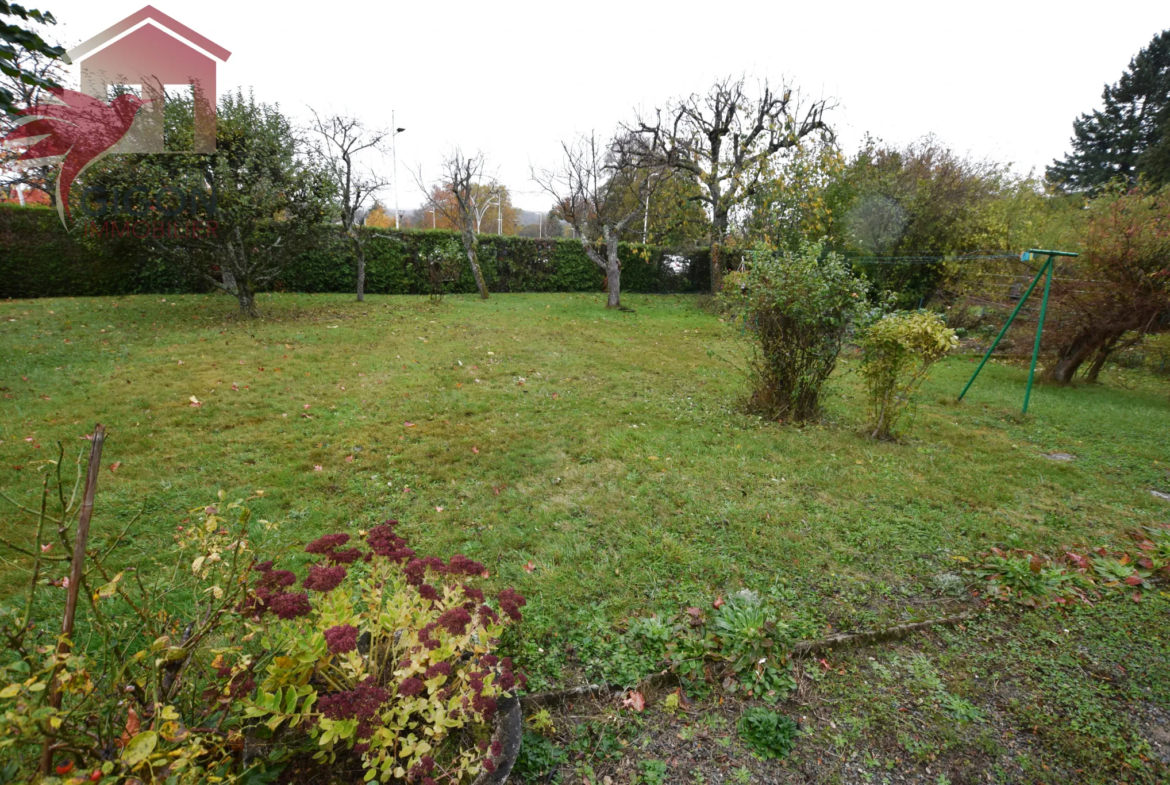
top-left (0, 204), bottom-right (711, 298)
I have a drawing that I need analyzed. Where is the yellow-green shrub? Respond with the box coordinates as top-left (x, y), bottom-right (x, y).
top-left (858, 311), bottom-right (958, 439)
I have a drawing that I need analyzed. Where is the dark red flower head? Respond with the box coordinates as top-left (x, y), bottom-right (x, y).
top-left (398, 677), bottom-right (424, 697)
top-left (437, 607), bottom-right (472, 636)
top-left (324, 624), bottom-right (359, 654)
top-left (449, 554), bottom-right (486, 576)
top-left (306, 533), bottom-right (350, 555)
top-left (303, 564), bottom-right (347, 592)
top-left (366, 523), bottom-right (412, 561)
top-left (318, 678), bottom-right (389, 720)
top-left (269, 592), bottom-right (312, 619)
top-left (261, 569), bottom-right (297, 589)
top-left (498, 587), bottom-right (526, 621)
top-left (423, 662), bottom-right (452, 680)
top-left (330, 547), bottom-right (364, 564)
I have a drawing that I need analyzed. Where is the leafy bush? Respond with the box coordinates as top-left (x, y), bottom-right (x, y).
top-left (0, 478), bottom-right (264, 783)
top-left (724, 242), bottom-right (869, 421)
top-left (242, 520), bottom-right (526, 783)
top-left (737, 707), bottom-right (799, 760)
top-left (0, 454), bottom-right (526, 784)
top-left (857, 310), bottom-right (958, 439)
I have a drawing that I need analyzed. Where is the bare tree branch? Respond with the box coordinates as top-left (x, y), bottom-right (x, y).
top-left (307, 109), bottom-right (391, 302)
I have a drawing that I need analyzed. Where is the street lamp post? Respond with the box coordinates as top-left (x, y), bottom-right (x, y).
top-left (643, 171), bottom-right (659, 244)
top-left (392, 112), bottom-right (406, 230)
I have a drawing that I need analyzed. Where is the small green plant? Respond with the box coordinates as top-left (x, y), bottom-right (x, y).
top-left (732, 766), bottom-right (754, 784)
top-left (513, 729), bottom-right (564, 781)
top-left (527, 707), bottom-right (557, 736)
top-left (710, 590), bottom-right (797, 702)
top-left (737, 707), bottom-right (799, 760)
top-left (638, 758), bottom-right (669, 784)
top-left (661, 591), bottom-right (797, 702)
top-left (857, 310), bottom-right (958, 439)
top-left (971, 549), bottom-right (1090, 606)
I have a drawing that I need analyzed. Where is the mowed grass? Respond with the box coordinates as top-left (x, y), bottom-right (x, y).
top-left (1, 291), bottom-right (1168, 620)
top-left (4, 291), bottom-right (1170, 781)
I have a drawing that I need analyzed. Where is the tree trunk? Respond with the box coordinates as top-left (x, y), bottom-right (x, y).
top-left (353, 242), bottom-right (366, 302)
top-left (221, 267), bottom-right (238, 296)
top-left (604, 228), bottom-right (621, 309)
top-left (1047, 330), bottom-right (1110, 384)
top-left (1084, 345), bottom-right (1112, 384)
top-left (237, 283), bottom-right (259, 318)
top-left (461, 228), bottom-right (489, 299)
top-left (710, 243), bottom-right (723, 295)
top-left (709, 203), bottom-right (730, 294)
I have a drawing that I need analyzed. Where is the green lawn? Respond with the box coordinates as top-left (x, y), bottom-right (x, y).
top-left (2, 291), bottom-right (1168, 782)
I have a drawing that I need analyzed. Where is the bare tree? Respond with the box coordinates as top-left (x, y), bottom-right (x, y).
top-left (416, 149), bottom-right (491, 299)
top-left (307, 110), bottom-right (390, 302)
top-left (534, 131), bottom-right (657, 309)
top-left (620, 75), bottom-right (832, 291)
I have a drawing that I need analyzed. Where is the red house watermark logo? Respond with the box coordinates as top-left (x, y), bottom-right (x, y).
top-left (2, 5), bottom-right (230, 231)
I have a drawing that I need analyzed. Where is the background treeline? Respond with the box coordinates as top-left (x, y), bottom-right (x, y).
top-left (0, 205), bottom-right (712, 298)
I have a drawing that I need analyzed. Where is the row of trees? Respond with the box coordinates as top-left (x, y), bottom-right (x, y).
top-left (2, 5), bottom-right (1167, 375)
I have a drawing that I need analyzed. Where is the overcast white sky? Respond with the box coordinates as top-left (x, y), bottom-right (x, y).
top-left (46, 0), bottom-right (1167, 213)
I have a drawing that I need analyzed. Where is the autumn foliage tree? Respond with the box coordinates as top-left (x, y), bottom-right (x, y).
top-left (1043, 185), bottom-right (1170, 383)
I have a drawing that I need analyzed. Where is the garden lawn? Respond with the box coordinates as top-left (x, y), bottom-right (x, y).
top-left (2, 291), bottom-right (1169, 782)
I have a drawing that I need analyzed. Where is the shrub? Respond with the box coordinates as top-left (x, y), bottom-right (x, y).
top-left (737, 707), bottom-right (799, 760)
top-left (857, 310), bottom-right (958, 439)
top-left (242, 520), bottom-right (526, 783)
top-left (0, 480), bottom-right (263, 783)
top-left (724, 242), bottom-right (869, 422)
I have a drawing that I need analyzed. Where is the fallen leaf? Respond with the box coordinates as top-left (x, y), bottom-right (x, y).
top-left (472, 446), bottom-right (479, 454)
top-left (313, 465), bottom-right (323, 472)
top-left (345, 455), bottom-right (354, 463)
top-left (523, 561), bottom-right (535, 573)
top-left (621, 691), bottom-right (645, 712)
top-left (189, 396), bottom-right (202, 408)
top-left (404, 422), bottom-right (416, 428)
top-left (109, 462), bottom-right (121, 473)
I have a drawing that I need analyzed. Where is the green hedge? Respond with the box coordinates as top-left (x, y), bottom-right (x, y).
top-left (0, 204), bottom-right (711, 298)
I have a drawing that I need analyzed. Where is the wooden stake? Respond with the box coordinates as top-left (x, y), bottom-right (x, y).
top-left (40, 423), bottom-right (104, 774)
